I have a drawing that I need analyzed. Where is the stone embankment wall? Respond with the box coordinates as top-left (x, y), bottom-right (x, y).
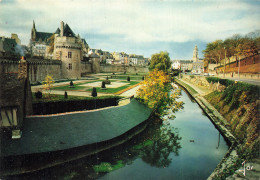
top-left (180, 74), bottom-right (226, 92)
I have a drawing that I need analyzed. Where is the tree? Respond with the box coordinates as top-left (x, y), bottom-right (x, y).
top-left (137, 69), bottom-right (183, 116)
top-left (43, 75), bottom-right (55, 98)
top-left (149, 51), bottom-right (171, 72)
top-left (47, 34), bottom-right (55, 54)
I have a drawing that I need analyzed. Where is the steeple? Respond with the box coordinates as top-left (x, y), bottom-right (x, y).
top-left (31, 20), bottom-right (37, 41)
top-left (33, 20), bottom-right (36, 30)
top-left (192, 45), bottom-right (199, 62)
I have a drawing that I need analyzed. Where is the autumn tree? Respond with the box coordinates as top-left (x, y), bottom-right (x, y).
top-left (47, 34), bottom-right (55, 54)
top-left (43, 75), bottom-right (55, 98)
top-left (137, 69), bottom-right (183, 116)
top-left (149, 51), bottom-right (171, 72)
top-left (203, 30), bottom-right (260, 67)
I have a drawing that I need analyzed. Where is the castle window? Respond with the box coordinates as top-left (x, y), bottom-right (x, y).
top-left (68, 52), bottom-right (72, 58)
top-left (68, 63), bottom-right (72, 70)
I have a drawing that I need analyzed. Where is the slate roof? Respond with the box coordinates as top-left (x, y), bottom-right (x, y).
top-left (35, 32), bottom-right (53, 43)
top-left (55, 28), bottom-right (60, 34)
top-left (91, 52), bottom-right (100, 58)
top-left (63, 24), bottom-right (76, 37)
top-left (0, 99), bottom-right (152, 157)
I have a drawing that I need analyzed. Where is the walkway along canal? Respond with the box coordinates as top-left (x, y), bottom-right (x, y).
top-left (5, 89), bottom-right (230, 179)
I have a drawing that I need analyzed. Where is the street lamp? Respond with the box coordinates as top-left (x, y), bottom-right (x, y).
top-left (224, 47), bottom-right (226, 78)
top-left (238, 56), bottom-right (240, 78)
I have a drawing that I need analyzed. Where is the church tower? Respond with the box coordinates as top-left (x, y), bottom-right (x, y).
top-left (31, 20), bottom-right (37, 42)
top-left (192, 45), bottom-right (199, 62)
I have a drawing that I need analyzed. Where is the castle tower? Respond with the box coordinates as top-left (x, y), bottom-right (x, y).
top-left (192, 45), bottom-right (199, 62)
top-left (53, 21), bottom-right (82, 79)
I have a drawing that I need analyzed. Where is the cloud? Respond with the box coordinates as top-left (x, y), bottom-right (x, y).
top-left (0, 0), bottom-right (259, 59)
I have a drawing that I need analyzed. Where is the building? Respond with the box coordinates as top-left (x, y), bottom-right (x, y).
top-left (30, 21), bottom-right (53, 57)
top-left (171, 60), bottom-right (181, 70)
top-left (53, 21), bottom-right (82, 79)
top-left (129, 54), bottom-right (148, 66)
top-left (0, 36), bottom-right (17, 57)
top-left (192, 45), bottom-right (199, 62)
top-left (30, 21), bottom-right (88, 60)
top-left (192, 45), bottom-right (204, 74)
top-left (0, 57), bottom-right (33, 138)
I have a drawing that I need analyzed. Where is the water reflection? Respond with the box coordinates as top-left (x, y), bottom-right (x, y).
top-left (139, 122), bottom-right (181, 168)
top-left (6, 90), bottom-right (229, 180)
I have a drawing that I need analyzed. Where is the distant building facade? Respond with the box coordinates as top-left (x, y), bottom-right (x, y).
top-left (0, 36), bottom-right (17, 57)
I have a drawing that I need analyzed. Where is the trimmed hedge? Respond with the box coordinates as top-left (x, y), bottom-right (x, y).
top-left (33, 97), bottom-right (121, 115)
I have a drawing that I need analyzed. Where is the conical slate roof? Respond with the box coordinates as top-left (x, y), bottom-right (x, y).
top-left (55, 28), bottom-right (60, 34)
top-left (63, 24), bottom-right (76, 37)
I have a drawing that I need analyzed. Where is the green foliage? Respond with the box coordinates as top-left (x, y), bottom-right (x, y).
top-left (149, 51), bottom-right (171, 72)
top-left (32, 94), bottom-right (121, 103)
top-left (127, 76), bottom-right (130, 81)
top-left (190, 75), bottom-right (195, 79)
top-left (221, 82), bottom-right (260, 111)
top-left (93, 161), bottom-right (124, 173)
top-left (35, 91), bottom-right (43, 99)
top-left (206, 77), bottom-right (234, 87)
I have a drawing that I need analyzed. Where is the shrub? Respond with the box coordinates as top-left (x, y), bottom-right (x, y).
top-left (35, 91), bottom-right (43, 99)
top-left (104, 77), bottom-right (111, 84)
top-left (91, 87), bottom-right (97, 97)
top-left (64, 91), bottom-right (68, 99)
top-left (70, 81), bottom-right (74, 87)
top-left (142, 76), bottom-right (145, 80)
top-left (101, 81), bottom-right (106, 88)
top-left (190, 75), bottom-right (195, 79)
top-left (206, 77), bottom-right (234, 87)
top-left (127, 76), bottom-right (130, 81)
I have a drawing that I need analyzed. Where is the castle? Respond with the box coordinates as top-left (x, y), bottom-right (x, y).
top-left (29, 21), bottom-right (101, 79)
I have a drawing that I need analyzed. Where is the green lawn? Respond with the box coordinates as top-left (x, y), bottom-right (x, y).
top-left (52, 80), bottom-right (101, 91)
top-left (52, 80), bottom-right (140, 94)
top-left (87, 81), bottom-right (139, 93)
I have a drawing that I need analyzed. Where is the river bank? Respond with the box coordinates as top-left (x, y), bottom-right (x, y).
top-left (174, 77), bottom-right (260, 179)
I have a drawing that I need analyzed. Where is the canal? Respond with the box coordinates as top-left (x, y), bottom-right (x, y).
top-left (9, 89), bottom-right (229, 180)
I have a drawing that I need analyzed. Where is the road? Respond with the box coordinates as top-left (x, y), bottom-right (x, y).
top-left (224, 77), bottom-right (260, 86)
top-left (189, 74), bottom-right (260, 86)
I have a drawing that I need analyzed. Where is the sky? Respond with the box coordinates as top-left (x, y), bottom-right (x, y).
top-left (0, 0), bottom-right (259, 60)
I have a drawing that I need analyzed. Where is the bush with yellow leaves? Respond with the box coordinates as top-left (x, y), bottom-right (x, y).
top-left (137, 69), bottom-right (183, 117)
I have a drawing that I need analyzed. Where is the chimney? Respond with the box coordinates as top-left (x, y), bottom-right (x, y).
top-left (60, 21), bottom-right (64, 37)
top-left (18, 56), bottom-right (28, 79)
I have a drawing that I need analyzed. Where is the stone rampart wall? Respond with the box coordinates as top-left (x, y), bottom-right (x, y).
top-left (1, 58), bottom-right (149, 82)
top-left (100, 64), bottom-right (149, 73)
top-left (0, 58), bottom-right (62, 82)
